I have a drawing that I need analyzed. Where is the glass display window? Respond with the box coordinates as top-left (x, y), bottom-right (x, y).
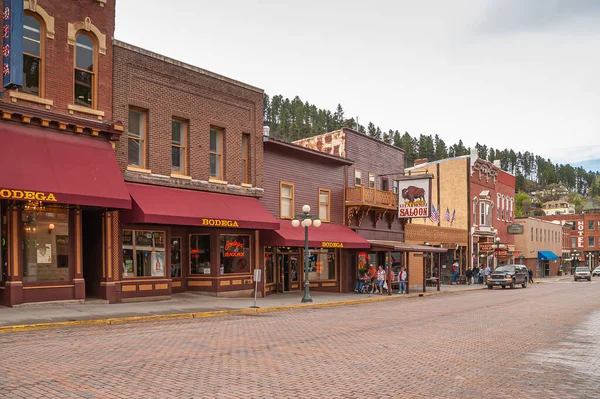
top-left (122, 229), bottom-right (166, 278)
top-left (190, 235), bottom-right (211, 275)
top-left (21, 203), bottom-right (70, 282)
top-left (220, 235), bottom-right (251, 274)
top-left (307, 248), bottom-right (336, 281)
top-left (171, 237), bottom-right (182, 278)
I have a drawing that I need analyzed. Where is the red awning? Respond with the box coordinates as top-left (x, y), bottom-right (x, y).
top-left (260, 222), bottom-right (370, 249)
top-left (0, 123), bottom-right (130, 209)
top-left (122, 183), bottom-right (280, 230)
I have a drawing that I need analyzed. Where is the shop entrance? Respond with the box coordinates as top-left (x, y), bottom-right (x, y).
top-left (82, 210), bottom-right (103, 298)
top-left (278, 252), bottom-right (299, 292)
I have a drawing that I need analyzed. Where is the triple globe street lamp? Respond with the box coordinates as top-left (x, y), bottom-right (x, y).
top-left (291, 205), bottom-right (321, 303)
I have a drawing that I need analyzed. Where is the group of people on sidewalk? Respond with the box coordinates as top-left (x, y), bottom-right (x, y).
top-left (462, 265), bottom-right (534, 285)
top-left (354, 264), bottom-right (407, 295)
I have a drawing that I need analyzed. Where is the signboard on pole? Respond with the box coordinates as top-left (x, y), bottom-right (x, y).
top-left (2, 0), bottom-right (23, 90)
top-left (397, 177), bottom-right (432, 219)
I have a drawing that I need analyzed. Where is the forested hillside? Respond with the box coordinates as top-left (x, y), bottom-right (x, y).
top-left (263, 93), bottom-right (600, 196)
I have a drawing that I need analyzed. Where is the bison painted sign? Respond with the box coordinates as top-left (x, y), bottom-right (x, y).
top-left (397, 177), bottom-right (431, 219)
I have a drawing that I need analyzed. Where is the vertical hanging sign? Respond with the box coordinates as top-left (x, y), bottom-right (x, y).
top-left (2, 0), bottom-right (22, 90)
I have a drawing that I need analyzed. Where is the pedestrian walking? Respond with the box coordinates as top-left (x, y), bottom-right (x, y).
top-left (473, 266), bottom-right (479, 284)
top-left (483, 265), bottom-right (491, 285)
top-left (451, 259), bottom-right (459, 284)
top-left (528, 267), bottom-right (534, 283)
top-left (465, 267), bottom-right (473, 285)
top-left (398, 266), bottom-right (407, 294)
top-left (376, 265), bottom-right (386, 295)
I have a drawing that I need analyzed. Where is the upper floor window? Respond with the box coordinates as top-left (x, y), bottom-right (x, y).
top-left (171, 119), bottom-right (187, 174)
top-left (23, 14), bottom-right (43, 96)
top-left (74, 34), bottom-right (95, 108)
top-left (473, 197), bottom-right (478, 225)
top-left (242, 133), bottom-right (251, 184)
top-left (354, 169), bottom-right (362, 186)
top-left (210, 127), bottom-right (224, 179)
top-left (479, 201), bottom-right (492, 226)
top-left (589, 237), bottom-right (595, 247)
top-left (496, 194), bottom-right (501, 220)
top-left (571, 237), bottom-right (576, 248)
top-left (381, 178), bottom-right (389, 191)
top-left (318, 189), bottom-right (330, 222)
top-left (531, 227), bottom-right (533, 242)
top-left (280, 182), bottom-right (294, 219)
top-left (393, 180), bottom-right (399, 195)
top-left (127, 108), bottom-right (146, 167)
top-left (368, 173), bottom-right (376, 189)
top-left (589, 221), bottom-right (595, 230)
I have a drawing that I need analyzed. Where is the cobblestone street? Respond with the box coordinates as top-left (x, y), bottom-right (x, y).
top-left (1, 281), bottom-right (599, 399)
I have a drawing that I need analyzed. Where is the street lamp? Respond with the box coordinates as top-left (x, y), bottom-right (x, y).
top-left (291, 204), bottom-right (321, 303)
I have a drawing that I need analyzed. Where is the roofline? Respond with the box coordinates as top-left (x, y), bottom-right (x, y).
top-left (293, 128), bottom-right (405, 154)
top-left (113, 40), bottom-right (263, 94)
top-left (514, 216), bottom-right (565, 226)
top-left (265, 138), bottom-right (354, 165)
top-left (405, 155), bottom-right (470, 171)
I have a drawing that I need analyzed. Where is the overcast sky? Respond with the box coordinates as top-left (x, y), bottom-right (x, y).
top-left (115, 0), bottom-right (600, 172)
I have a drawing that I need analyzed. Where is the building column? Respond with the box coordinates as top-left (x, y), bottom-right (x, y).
top-left (3, 204), bottom-right (23, 306)
top-left (99, 211), bottom-right (117, 303)
top-left (73, 207), bottom-right (85, 301)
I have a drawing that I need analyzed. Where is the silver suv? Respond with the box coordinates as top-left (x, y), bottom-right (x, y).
top-left (487, 265), bottom-right (528, 289)
top-left (574, 267), bottom-right (592, 282)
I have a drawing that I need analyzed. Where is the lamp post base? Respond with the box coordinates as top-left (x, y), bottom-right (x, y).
top-left (301, 282), bottom-right (313, 303)
top-left (301, 295), bottom-right (313, 303)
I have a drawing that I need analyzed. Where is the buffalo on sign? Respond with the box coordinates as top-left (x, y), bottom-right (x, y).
top-left (397, 177), bottom-right (431, 219)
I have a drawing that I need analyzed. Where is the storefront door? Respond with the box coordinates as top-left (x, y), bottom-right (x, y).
top-left (279, 253), bottom-right (299, 292)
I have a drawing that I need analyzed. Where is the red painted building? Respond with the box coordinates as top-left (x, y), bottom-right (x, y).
top-left (0, 0), bottom-right (129, 306)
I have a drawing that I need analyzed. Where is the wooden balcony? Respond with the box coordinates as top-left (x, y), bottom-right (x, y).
top-left (346, 186), bottom-right (398, 210)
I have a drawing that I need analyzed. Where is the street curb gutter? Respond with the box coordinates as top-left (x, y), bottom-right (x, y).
top-left (0, 287), bottom-right (485, 334)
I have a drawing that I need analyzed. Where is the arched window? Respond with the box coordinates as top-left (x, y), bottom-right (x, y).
top-left (74, 33), bottom-right (95, 108)
top-left (22, 13), bottom-right (43, 96)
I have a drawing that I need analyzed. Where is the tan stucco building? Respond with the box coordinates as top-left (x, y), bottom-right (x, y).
top-left (513, 217), bottom-right (563, 277)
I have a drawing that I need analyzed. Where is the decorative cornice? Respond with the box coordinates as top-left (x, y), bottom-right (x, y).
top-left (68, 17), bottom-right (107, 55)
top-left (24, 0), bottom-right (55, 39)
top-left (0, 101), bottom-right (122, 141)
top-left (471, 158), bottom-right (498, 184)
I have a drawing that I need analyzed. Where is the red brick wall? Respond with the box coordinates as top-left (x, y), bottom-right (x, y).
top-left (112, 42), bottom-right (264, 195)
top-left (2, 0), bottom-right (114, 120)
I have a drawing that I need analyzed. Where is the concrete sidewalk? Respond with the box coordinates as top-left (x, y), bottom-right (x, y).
top-left (0, 277), bottom-right (566, 332)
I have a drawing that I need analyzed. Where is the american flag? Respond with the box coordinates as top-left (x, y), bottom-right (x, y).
top-left (444, 207), bottom-right (451, 222)
top-left (450, 209), bottom-right (456, 225)
top-left (429, 204), bottom-right (440, 223)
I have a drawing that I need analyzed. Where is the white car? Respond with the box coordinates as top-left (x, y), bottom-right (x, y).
top-left (592, 267), bottom-right (600, 277)
top-left (574, 267), bottom-right (592, 282)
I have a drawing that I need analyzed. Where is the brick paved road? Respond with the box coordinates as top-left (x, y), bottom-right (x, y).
top-left (1, 281), bottom-right (599, 399)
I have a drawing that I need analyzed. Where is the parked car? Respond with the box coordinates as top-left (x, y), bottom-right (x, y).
top-left (487, 264), bottom-right (528, 289)
top-left (574, 267), bottom-right (592, 282)
top-left (592, 267), bottom-right (600, 277)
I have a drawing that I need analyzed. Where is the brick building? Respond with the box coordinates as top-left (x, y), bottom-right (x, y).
top-left (260, 138), bottom-right (369, 295)
top-left (582, 198), bottom-right (600, 269)
top-left (112, 41), bottom-right (278, 301)
top-left (0, 0), bottom-right (129, 306)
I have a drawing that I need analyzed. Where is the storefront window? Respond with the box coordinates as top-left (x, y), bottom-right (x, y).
top-left (171, 237), bottom-right (181, 278)
top-left (1, 201), bottom-right (8, 282)
top-left (190, 235), bottom-right (211, 275)
top-left (22, 204), bottom-right (69, 282)
top-left (122, 230), bottom-right (165, 278)
top-left (308, 248), bottom-right (336, 281)
top-left (220, 235), bottom-right (251, 274)
top-left (265, 247), bottom-right (275, 284)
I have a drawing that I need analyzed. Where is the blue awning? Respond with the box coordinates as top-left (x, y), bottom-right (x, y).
top-left (538, 251), bottom-right (559, 261)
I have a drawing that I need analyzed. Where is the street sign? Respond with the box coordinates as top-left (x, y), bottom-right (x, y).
top-left (253, 268), bottom-right (262, 282)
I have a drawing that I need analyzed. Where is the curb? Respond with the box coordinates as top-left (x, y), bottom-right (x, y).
top-left (0, 287), bottom-right (485, 334)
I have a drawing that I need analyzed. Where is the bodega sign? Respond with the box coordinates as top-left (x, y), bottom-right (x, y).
top-left (201, 218), bottom-right (239, 228)
top-left (397, 177), bottom-right (431, 219)
top-left (322, 242), bottom-right (343, 248)
top-left (0, 188), bottom-right (57, 202)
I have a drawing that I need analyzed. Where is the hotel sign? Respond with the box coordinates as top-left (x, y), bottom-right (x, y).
top-left (201, 218), bottom-right (239, 228)
top-left (0, 189), bottom-right (57, 201)
top-left (322, 242), bottom-right (343, 248)
top-left (507, 224), bottom-right (524, 235)
top-left (2, 0), bottom-right (23, 89)
top-left (397, 177), bottom-right (432, 219)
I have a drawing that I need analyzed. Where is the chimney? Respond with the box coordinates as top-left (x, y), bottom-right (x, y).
top-left (493, 160), bottom-right (501, 168)
top-left (262, 126), bottom-right (270, 142)
top-left (413, 158), bottom-right (428, 166)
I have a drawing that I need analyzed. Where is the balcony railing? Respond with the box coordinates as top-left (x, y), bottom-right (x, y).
top-left (346, 186), bottom-right (398, 209)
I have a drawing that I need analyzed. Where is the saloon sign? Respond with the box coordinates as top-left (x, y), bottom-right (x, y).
top-left (397, 177), bottom-right (432, 219)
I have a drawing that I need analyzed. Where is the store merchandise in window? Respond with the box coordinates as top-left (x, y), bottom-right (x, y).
top-left (220, 235), bottom-right (251, 274)
top-left (171, 237), bottom-right (181, 278)
top-left (190, 235), bottom-right (211, 274)
top-left (308, 248), bottom-right (336, 281)
top-left (22, 203), bottom-right (70, 282)
top-left (122, 230), bottom-right (166, 278)
top-left (265, 248), bottom-right (275, 284)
